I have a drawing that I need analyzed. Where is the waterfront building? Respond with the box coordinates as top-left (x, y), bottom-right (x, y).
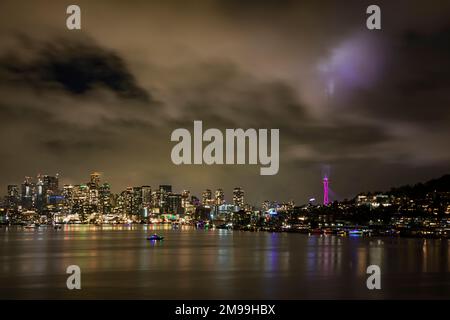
top-left (181, 190), bottom-right (191, 208)
top-left (215, 189), bottom-right (224, 205)
top-left (151, 190), bottom-right (162, 210)
top-left (7, 185), bottom-right (20, 210)
top-left (141, 186), bottom-right (152, 208)
top-left (99, 183), bottom-right (112, 215)
top-left (159, 185), bottom-right (172, 212)
top-left (21, 177), bottom-right (35, 210)
top-left (62, 184), bottom-right (74, 215)
top-left (215, 204), bottom-right (235, 221)
top-left (233, 187), bottom-right (244, 208)
top-left (167, 193), bottom-right (183, 215)
top-left (42, 174), bottom-right (59, 196)
top-left (132, 186), bottom-right (143, 217)
top-left (202, 189), bottom-right (212, 206)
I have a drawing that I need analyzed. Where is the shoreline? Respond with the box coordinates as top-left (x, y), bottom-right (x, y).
top-left (2, 222), bottom-right (449, 240)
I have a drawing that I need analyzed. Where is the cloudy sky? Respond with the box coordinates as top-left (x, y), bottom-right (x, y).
top-left (0, 0), bottom-right (449, 205)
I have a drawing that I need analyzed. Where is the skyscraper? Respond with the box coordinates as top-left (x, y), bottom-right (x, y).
top-left (21, 176), bottom-right (35, 210)
top-left (202, 189), bottom-right (212, 206)
top-left (7, 185), bottom-right (20, 210)
top-left (215, 189), bottom-right (224, 205)
top-left (43, 174), bottom-right (59, 195)
top-left (233, 187), bottom-right (244, 208)
top-left (151, 190), bottom-right (161, 210)
top-left (323, 177), bottom-right (329, 205)
top-left (99, 183), bottom-right (112, 215)
top-left (72, 184), bottom-right (89, 220)
top-left (159, 185), bottom-right (172, 213)
top-left (167, 193), bottom-right (182, 215)
top-left (131, 187), bottom-right (143, 216)
top-left (35, 176), bottom-right (44, 211)
top-left (181, 190), bottom-right (191, 208)
top-left (141, 186), bottom-right (152, 208)
top-left (90, 172), bottom-right (101, 188)
top-left (88, 185), bottom-right (99, 212)
top-left (62, 184), bottom-right (74, 214)
top-left (122, 187), bottom-right (134, 216)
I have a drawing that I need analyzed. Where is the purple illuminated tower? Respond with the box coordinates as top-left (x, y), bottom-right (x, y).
top-left (323, 177), bottom-right (329, 205)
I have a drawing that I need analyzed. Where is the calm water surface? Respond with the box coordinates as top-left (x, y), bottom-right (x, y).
top-left (1, 225), bottom-right (449, 299)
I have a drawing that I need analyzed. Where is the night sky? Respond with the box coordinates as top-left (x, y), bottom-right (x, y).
top-left (0, 0), bottom-right (449, 205)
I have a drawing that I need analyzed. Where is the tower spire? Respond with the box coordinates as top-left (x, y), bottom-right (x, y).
top-left (323, 177), bottom-right (329, 205)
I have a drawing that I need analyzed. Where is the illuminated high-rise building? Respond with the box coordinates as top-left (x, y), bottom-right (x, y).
top-left (42, 174), bottom-right (59, 195)
top-left (90, 172), bottom-right (101, 187)
top-left (215, 189), bottom-right (224, 205)
top-left (159, 185), bottom-right (172, 213)
top-left (323, 177), bottom-right (329, 205)
top-left (181, 190), bottom-right (191, 208)
top-left (141, 186), bottom-right (152, 208)
top-left (151, 190), bottom-right (161, 209)
top-left (7, 185), bottom-right (20, 210)
top-left (131, 187), bottom-right (143, 216)
top-left (99, 183), bottom-right (112, 215)
top-left (34, 174), bottom-right (60, 212)
top-left (88, 186), bottom-right (99, 211)
top-left (202, 189), bottom-right (212, 206)
top-left (87, 173), bottom-right (100, 214)
top-left (233, 187), bottom-right (244, 208)
top-left (121, 187), bottom-right (134, 216)
top-left (62, 184), bottom-right (74, 214)
top-left (73, 184), bottom-right (90, 220)
top-left (116, 191), bottom-right (126, 215)
top-left (35, 176), bottom-right (44, 210)
top-left (21, 176), bottom-right (35, 210)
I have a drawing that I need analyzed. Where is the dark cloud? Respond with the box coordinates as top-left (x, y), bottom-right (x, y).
top-left (0, 36), bottom-right (151, 102)
top-left (342, 26), bottom-right (450, 128)
top-left (395, 27), bottom-right (450, 94)
top-left (164, 61), bottom-right (392, 165)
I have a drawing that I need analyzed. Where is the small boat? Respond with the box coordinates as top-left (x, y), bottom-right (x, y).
top-left (147, 234), bottom-right (164, 241)
top-left (24, 223), bottom-right (38, 229)
top-left (54, 224), bottom-right (62, 230)
top-left (349, 229), bottom-right (364, 236)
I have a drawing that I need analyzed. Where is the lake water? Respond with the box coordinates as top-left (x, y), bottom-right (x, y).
top-left (1, 225), bottom-right (449, 299)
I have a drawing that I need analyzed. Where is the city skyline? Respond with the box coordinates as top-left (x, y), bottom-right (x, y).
top-left (1, 171), bottom-right (288, 209)
top-left (3, 170), bottom-right (450, 209)
top-left (2, 169), bottom-right (449, 238)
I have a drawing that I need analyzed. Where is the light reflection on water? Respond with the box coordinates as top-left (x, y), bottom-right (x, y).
top-left (0, 225), bottom-right (449, 299)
